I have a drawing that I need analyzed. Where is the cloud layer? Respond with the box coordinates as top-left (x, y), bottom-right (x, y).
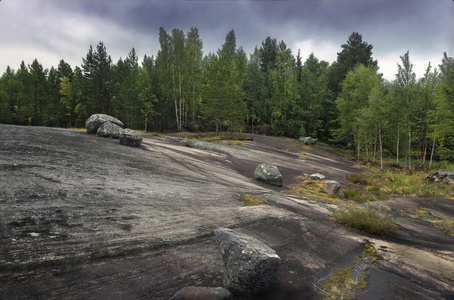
top-left (1, 0), bottom-right (452, 80)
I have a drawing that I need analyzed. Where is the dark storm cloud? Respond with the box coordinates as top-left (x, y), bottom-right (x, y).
top-left (0, 0), bottom-right (452, 80)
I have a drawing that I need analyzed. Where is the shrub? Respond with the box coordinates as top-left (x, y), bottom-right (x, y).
top-left (334, 206), bottom-right (397, 236)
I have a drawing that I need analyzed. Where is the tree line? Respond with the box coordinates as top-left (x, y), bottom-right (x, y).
top-left (0, 29), bottom-right (453, 168)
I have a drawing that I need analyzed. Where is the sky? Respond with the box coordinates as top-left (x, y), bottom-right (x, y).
top-left (0, 0), bottom-right (452, 81)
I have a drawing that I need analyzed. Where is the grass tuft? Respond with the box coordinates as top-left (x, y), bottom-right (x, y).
top-left (240, 193), bottom-right (267, 206)
top-left (334, 205), bottom-right (397, 236)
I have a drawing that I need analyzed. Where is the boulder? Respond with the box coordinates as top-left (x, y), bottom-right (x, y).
top-left (119, 129), bottom-right (142, 147)
top-left (85, 114), bottom-right (124, 134)
top-left (96, 121), bottom-right (124, 139)
top-left (323, 180), bottom-right (341, 196)
top-left (254, 164), bottom-right (283, 187)
top-left (310, 173), bottom-right (326, 181)
top-left (427, 170), bottom-right (454, 184)
top-left (214, 228), bottom-right (281, 297)
top-left (170, 286), bottom-right (233, 300)
top-left (299, 136), bottom-right (316, 145)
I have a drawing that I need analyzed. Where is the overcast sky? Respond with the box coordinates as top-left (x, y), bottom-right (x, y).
top-left (0, 0), bottom-right (452, 81)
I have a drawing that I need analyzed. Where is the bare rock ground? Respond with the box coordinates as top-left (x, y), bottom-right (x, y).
top-left (0, 124), bottom-right (453, 299)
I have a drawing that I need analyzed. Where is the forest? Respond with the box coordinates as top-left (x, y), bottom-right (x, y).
top-left (0, 29), bottom-right (453, 169)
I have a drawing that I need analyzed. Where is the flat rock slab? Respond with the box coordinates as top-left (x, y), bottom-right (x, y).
top-left (170, 286), bottom-right (233, 300)
top-left (214, 227), bottom-right (281, 297)
top-left (1, 125), bottom-right (453, 300)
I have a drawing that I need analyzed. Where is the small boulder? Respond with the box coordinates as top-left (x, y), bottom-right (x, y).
top-left (214, 228), bottom-right (281, 297)
top-left (310, 173), bottom-right (326, 181)
top-left (96, 121), bottom-right (124, 139)
top-left (85, 114), bottom-right (124, 134)
top-left (170, 286), bottom-right (233, 300)
top-left (427, 170), bottom-right (454, 184)
top-left (254, 164), bottom-right (283, 187)
top-left (323, 180), bottom-right (341, 196)
top-left (299, 136), bottom-right (316, 145)
top-left (119, 128), bottom-right (142, 147)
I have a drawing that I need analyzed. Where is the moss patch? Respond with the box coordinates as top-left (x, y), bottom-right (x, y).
top-left (316, 243), bottom-right (377, 299)
top-left (240, 193), bottom-right (267, 206)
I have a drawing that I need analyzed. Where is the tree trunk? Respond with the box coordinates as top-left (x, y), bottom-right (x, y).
top-left (396, 122), bottom-right (400, 165)
top-left (378, 121), bottom-right (383, 172)
top-left (429, 136), bottom-right (436, 170)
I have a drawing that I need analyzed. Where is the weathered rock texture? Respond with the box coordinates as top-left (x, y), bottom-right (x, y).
top-left (170, 286), bottom-right (233, 300)
top-left (120, 128), bottom-right (142, 147)
top-left (310, 173), bottom-right (326, 181)
top-left (96, 121), bottom-right (124, 139)
top-left (214, 227), bottom-right (281, 297)
top-left (299, 136), bottom-right (316, 145)
top-left (254, 164), bottom-right (283, 187)
top-left (427, 170), bottom-right (454, 184)
top-left (85, 114), bottom-right (124, 134)
top-left (323, 180), bottom-right (341, 195)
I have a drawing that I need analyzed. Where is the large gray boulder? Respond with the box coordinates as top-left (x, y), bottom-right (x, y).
top-left (85, 114), bottom-right (124, 134)
top-left (170, 286), bottom-right (233, 300)
top-left (119, 129), bottom-right (142, 147)
top-left (96, 121), bottom-right (124, 139)
top-left (254, 164), bottom-right (283, 187)
top-left (323, 180), bottom-right (341, 196)
top-left (299, 136), bottom-right (317, 145)
top-left (427, 170), bottom-right (454, 184)
top-left (214, 228), bottom-right (281, 297)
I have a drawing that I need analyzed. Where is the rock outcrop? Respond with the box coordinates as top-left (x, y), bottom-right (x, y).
top-left (96, 121), bottom-right (124, 139)
top-left (323, 180), bottom-right (341, 195)
top-left (299, 136), bottom-right (316, 145)
top-left (427, 170), bottom-right (454, 184)
top-left (120, 128), bottom-right (142, 147)
top-left (254, 164), bottom-right (283, 187)
top-left (85, 114), bottom-right (124, 134)
top-left (170, 286), bottom-right (233, 300)
top-left (214, 228), bottom-right (281, 297)
top-left (310, 173), bottom-right (326, 181)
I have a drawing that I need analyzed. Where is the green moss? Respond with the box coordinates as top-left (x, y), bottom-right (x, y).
top-left (432, 219), bottom-right (454, 237)
top-left (240, 193), bottom-right (267, 206)
top-left (317, 243), bottom-right (377, 299)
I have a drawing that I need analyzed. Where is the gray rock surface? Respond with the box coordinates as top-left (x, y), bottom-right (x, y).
top-left (170, 286), bottom-right (233, 300)
top-left (310, 173), bottom-right (326, 181)
top-left (119, 128), bottom-right (142, 147)
top-left (323, 180), bottom-right (341, 195)
top-left (85, 114), bottom-right (124, 134)
top-left (427, 170), bottom-right (454, 184)
top-left (214, 227), bottom-right (281, 297)
top-left (96, 121), bottom-right (124, 139)
top-left (254, 164), bottom-right (283, 187)
top-left (299, 136), bottom-right (317, 145)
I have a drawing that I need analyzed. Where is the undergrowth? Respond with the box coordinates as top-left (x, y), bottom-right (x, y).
top-left (240, 193), bottom-right (267, 206)
top-left (334, 205), bottom-right (397, 236)
top-left (344, 165), bottom-right (454, 202)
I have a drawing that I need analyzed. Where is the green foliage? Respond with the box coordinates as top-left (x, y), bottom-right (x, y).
top-left (345, 164), bottom-right (454, 201)
top-left (334, 205), bottom-right (397, 236)
top-left (240, 193), bottom-right (267, 206)
top-left (0, 29), bottom-right (453, 167)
